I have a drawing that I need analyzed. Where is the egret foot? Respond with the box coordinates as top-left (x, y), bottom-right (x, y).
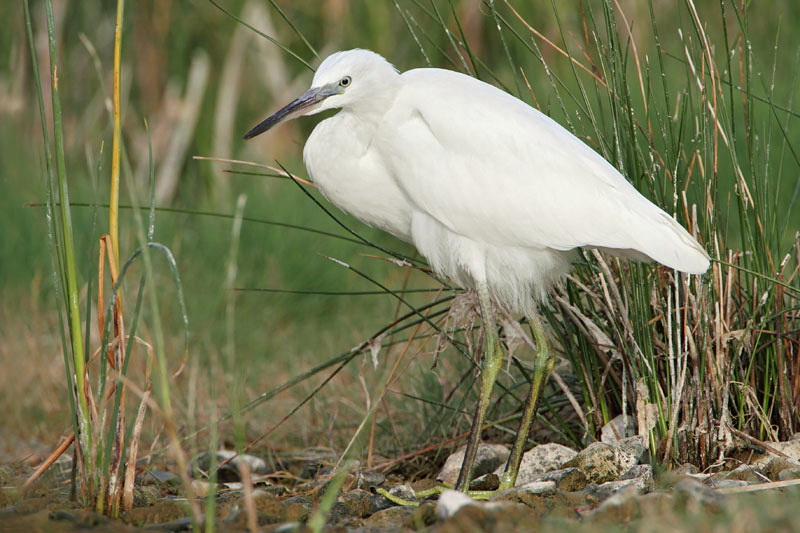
top-left (376, 485), bottom-right (494, 507)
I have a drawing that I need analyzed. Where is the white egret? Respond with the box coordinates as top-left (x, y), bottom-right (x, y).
top-left (244, 49), bottom-right (709, 491)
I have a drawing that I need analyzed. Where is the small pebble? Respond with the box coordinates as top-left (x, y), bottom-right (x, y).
top-left (437, 444), bottom-right (509, 486)
top-left (673, 478), bottom-right (725, 514)
top-left (437, 489), bottom-right (475, 520)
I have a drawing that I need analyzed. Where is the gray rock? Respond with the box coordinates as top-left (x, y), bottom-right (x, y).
top-left (588, 485), bottom-right (644, 521)
top-left (673, 478), bottom-right (725, 513)
top-left (768, 441), bottom-right (800, 463)
top-left (272, 524), bottom-right (304, 533)
top-left (619, 464), bottom-right (654, 491)
top-left (124, 500), bottom-right (192, 527)
top-left (190, 479), bottom-right (217, 498)
top-left (437, 443), bottom-right (509, 485)
top-left (778, 467), bottom-right (800, 481)
top-left (514, 467), bottom-right (588, 492)
top-left (189, 450), bottom-right (268, 483)
top-left (496, 443), bottom-right (578, 485)
top-left (589, 491), bottom-right (673, 524)
top-left (516, 480), bottom-right (557, 497)
top-left (139, 470), bottom-right (181, 487)
top-left (601, 414), bottom-right (636, 443)
top-left (284, 494), bottom-right (313, 508)
top-left (683, 472), bottom-right (712, 482)
top-left (708, 464), bottom-right (767, 487)
top-left (356, 470), bottom-right (386, 490)
top-left (562, 437), bottom-right (644, 484)
top-left (437, 489), bottom-right (476, 520)
top-left (489, 480), bottom-right (557, 504)
top-left (143, 517), bottom-right (194, 531)
top-left (585, 477), bottom-right (648, 503)
top-left (364, 505), bottom-right (416, 527)
top-left (388, 483), bottom-right (417, 502)
top-left (331, 488), bottom-right (392, 521)
top-left (762, 455), bottom-right (800, 481)
top-left (725, 464), bottom-right (768, 483)
top-left (673, 463), bottom-right (699, 476)
top-left (469, 472), bottom-right (500, 491)
top-left (133, 485), bottom-right (161, 507)
top-left (409, 503), bottom-right (438, 528)
top-left (709, 479), bottom-right (750, 490)
top-left (49, 510), bottom-right (77, 522)
top-left (615, 436), bottom-right (646, 466)
top-left (736, 442), bottom-right (800, 471)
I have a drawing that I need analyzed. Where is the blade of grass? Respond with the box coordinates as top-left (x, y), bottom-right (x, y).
top-left (43, 0), bottom-right (92, 457)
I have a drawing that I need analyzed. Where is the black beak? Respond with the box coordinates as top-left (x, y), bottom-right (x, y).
top-left (243, 86), bottom-right (335, 140)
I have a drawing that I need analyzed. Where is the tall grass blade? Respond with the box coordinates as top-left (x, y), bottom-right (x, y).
top-left (42, 0), bottom-right (92, 467)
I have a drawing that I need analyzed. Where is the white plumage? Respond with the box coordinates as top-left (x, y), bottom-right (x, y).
top-left (280, 49), bottom-right (709, 314)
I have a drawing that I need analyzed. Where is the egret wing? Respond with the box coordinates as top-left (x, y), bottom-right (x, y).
top-left (377, 68), bottom-right (708, 273)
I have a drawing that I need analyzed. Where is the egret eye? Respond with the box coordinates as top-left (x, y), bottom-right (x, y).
top-left (339, 76), bottom-right (352, 88)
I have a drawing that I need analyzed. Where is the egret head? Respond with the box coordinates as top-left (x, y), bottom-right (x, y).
top-left (243, 49), bottom-right (398, 140)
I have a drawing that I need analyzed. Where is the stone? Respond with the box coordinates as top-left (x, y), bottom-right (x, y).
top-left (364, 506), bottom-right (417, 529)
top-left (468, 473), bottom-right (500, 491)
top-left (489, 480), bottom-right (557, 510)
top-left (48, 509), bottom-right (77, 522)
top-left (515, 480), bottom-right (557, 497)
top-left (683, 472), bottom-right (712, 482)
top-left (284, 500), bottom-right (310, 523)
top-left (708, 464), bottom-right (766, 487)
top-left (436, 501), bottom-right (533, 532)
top-left (619, 464), bottom-right (654, 491)
top-left (139, 470), bottom-right (181, 487)
top-left (601, 414), bottom-right (636, 443)
top-left (588, 486), bottom-right (643, 523)
top-left (387, 483), bottom-right (417, 502)
top-left (331, 489), bottom-right (392, 521)
top-left (710, 479), bottom-right (750, 490)
top-left (143, 516), bottom-right (194, 531)
top-left (762, 456), bottom-right (800, 481)
top-left (725, 464), bottom-right (768, 483)
top-left (672, 478), bottom-right (725, 514)
top-left (355, 470), bottom-right (386, 490)
top-left (437, 443), bottom-right (509, 485)
top-left (189, 450), bottom-right (268, 483)
top-left (584, 477), bottom-right (649, 503)
top-left (589, 491), bottom-right (672, 525)
top-left (562, 437), bottom-right (644, 484)
top-left (410, 478), bottom-right (440, 494)
top-left (778, 468), bottom-right (800, 481)
top-left (222, 491), bottom-right (308, 528)
top-left (767, 441), bottom-right (800, 463)
top-left (615, 436), bottom-right (646, 467)
top-left (673, 463), bottom-right (699, 476)
top-left (516, 467), bottom-right (588, 492)
top-left (436, 489), bottom-right (476, 520)
top-left (496, 443), bottom-right (578, 485)
top-left (132, 485), bottom-right (161, 507)
top-left (190, 480), bottom-right (217, 498)
top-left (406, 502), bottom-right (438, 529)
top-left (732, 441), bottom-right (800, 471)
top-left (123, 500), bottom-right (191, 526)
top-left (273, 524), bottom-right (304, 533)
top-left (252, 491), bottom-right (289, 524)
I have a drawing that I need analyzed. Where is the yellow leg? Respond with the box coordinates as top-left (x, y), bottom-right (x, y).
top-left (455, 285), bottom-right (505, 492)
top-left (499, 312), bottom-right (554, 490)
